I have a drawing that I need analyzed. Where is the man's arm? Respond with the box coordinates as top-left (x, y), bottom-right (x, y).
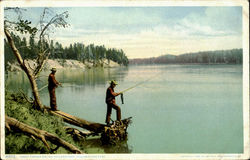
top-left (110, 88), bottom-right (120, 97)
top-left (51, 74), bottom-right (60, 87)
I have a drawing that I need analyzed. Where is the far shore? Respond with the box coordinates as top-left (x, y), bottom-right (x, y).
top-left (5, 58), bottom-right (121, 72)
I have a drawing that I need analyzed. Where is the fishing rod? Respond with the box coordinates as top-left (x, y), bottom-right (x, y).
top-left (38, 83), bottom-right (74, 92)
top-left (120, 72), bottom-right (160, 94)
top-left (119, 72), bottom-right (161, 104)
top-left (38, 84), bottom-right (48, 92)
top-left (120, 78), bottom-right (152, 94)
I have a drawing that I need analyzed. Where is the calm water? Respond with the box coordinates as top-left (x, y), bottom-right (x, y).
top-left (5, 64), bottom-right (243, 153)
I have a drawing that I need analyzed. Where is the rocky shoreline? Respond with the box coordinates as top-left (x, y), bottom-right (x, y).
top-left (6, 58), bottom-right (120, 72)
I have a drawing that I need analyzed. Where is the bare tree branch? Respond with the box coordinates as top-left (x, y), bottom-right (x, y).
top-left (39, 9), bottom-right (68, 40)
top-left (19, 89), bottom-right (34, 104)
top-left (4, 28), bottom-right (25, 68)
top-left (22, 58), bottom-right (35, 72)
top-left (34, 50), bottom-right (50, 77)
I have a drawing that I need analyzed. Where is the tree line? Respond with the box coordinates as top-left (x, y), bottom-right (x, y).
top-left (129, 49), bottom-right (243, 64)
top-left (4, 33), bottom-right (129, 66)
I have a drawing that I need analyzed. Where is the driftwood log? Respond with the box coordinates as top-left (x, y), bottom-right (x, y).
top-left (44, 106), bottom-right (105, 133)
top-left (65, 127), bottom-right (96, 141)
top-left (64, 118), bottom-right (132, 145)
top-left (45, 106), bottom-right (132, 144)
top-left (5, 116), bottom-right (83, 154)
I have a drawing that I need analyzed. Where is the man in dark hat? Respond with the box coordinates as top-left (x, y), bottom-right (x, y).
top-left (105, 80), bottom-right (121, 125)
top-left (48, 68), bottom-right (61, 111)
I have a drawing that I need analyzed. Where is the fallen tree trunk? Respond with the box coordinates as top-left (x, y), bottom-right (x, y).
top-left (45, 106), bottom-right (105, 133)
top-left (5, 116), bottom-right (83, 154)
top-left (44, 107), bottom-right (132, 145)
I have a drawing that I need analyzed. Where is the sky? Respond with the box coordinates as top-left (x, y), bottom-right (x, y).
top-left (5, 6), bottom-right (242, 58)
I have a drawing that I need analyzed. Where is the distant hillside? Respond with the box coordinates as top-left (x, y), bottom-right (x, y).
top-left (129, 49), bottom-right (243, 65)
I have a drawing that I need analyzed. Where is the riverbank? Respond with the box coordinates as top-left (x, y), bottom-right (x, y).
top-left (6, 58), bottom-right (120, 72)
top-left (5, 91), bottom-right (85, 154)
top-left (5, 91), bottom-right (130, 154)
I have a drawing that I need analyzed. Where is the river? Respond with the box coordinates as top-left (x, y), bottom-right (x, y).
top-left (5, 64), bottom-right (243, 153)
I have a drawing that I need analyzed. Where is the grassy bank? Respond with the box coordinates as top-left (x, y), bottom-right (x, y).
top-left (5, 91), bottom-right (84, 154)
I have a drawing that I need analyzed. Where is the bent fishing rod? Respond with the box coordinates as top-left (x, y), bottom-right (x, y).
top-left (118, 72), bottom-right (161, 104)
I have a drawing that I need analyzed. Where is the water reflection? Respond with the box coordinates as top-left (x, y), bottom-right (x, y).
top-left (57, 67), bottom-right (129, 86)
top-left (83, 137), bottom-right (132, 153)
top-left (5, 71), bottom-right (32, 95)
top-left (5, 67), bottom-right (129, 93)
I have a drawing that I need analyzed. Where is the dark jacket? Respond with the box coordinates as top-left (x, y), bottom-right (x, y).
top-left (106, 86), bottom-right (119, 104)
top-left (48, 73), bottom-right (59, 90)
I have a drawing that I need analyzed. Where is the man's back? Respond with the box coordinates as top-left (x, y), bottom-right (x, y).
top-left (48, 73), bottom-right (57, 89)
top-left (106, 86), bottom-right (115, 104)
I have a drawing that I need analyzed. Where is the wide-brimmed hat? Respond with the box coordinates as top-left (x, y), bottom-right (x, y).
top-left (51, 68), bottom-right (57, 72)
top-left (109, 80), bottom-right (118, 85)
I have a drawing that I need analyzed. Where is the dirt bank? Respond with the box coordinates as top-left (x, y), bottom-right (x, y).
top-left (6, 59), bottom-right (120, 72)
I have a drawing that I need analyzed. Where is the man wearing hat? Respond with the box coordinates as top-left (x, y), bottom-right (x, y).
top-left (48, 68), bottom-right (61, 111)
top-left (105, 80), bottom-right (121, 125)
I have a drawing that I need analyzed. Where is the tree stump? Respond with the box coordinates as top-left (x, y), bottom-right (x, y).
top-left (101, 117), bottom-right (132, 145)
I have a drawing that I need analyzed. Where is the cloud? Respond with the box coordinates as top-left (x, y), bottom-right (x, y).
top-left (44, 6), bottom-right (242, 40)
top-left (54, 22), bottom-right (242, 59)
top-left (54, 25), bottom-right (113, 38)
top-left (65, 7), bottom-right (163, 33)
top-left (176, 7), bottom-right (242, 37)
top-left (38, 7), bottom-right (243, 58)
top-left (204, 7), bottom-right (242, 31)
